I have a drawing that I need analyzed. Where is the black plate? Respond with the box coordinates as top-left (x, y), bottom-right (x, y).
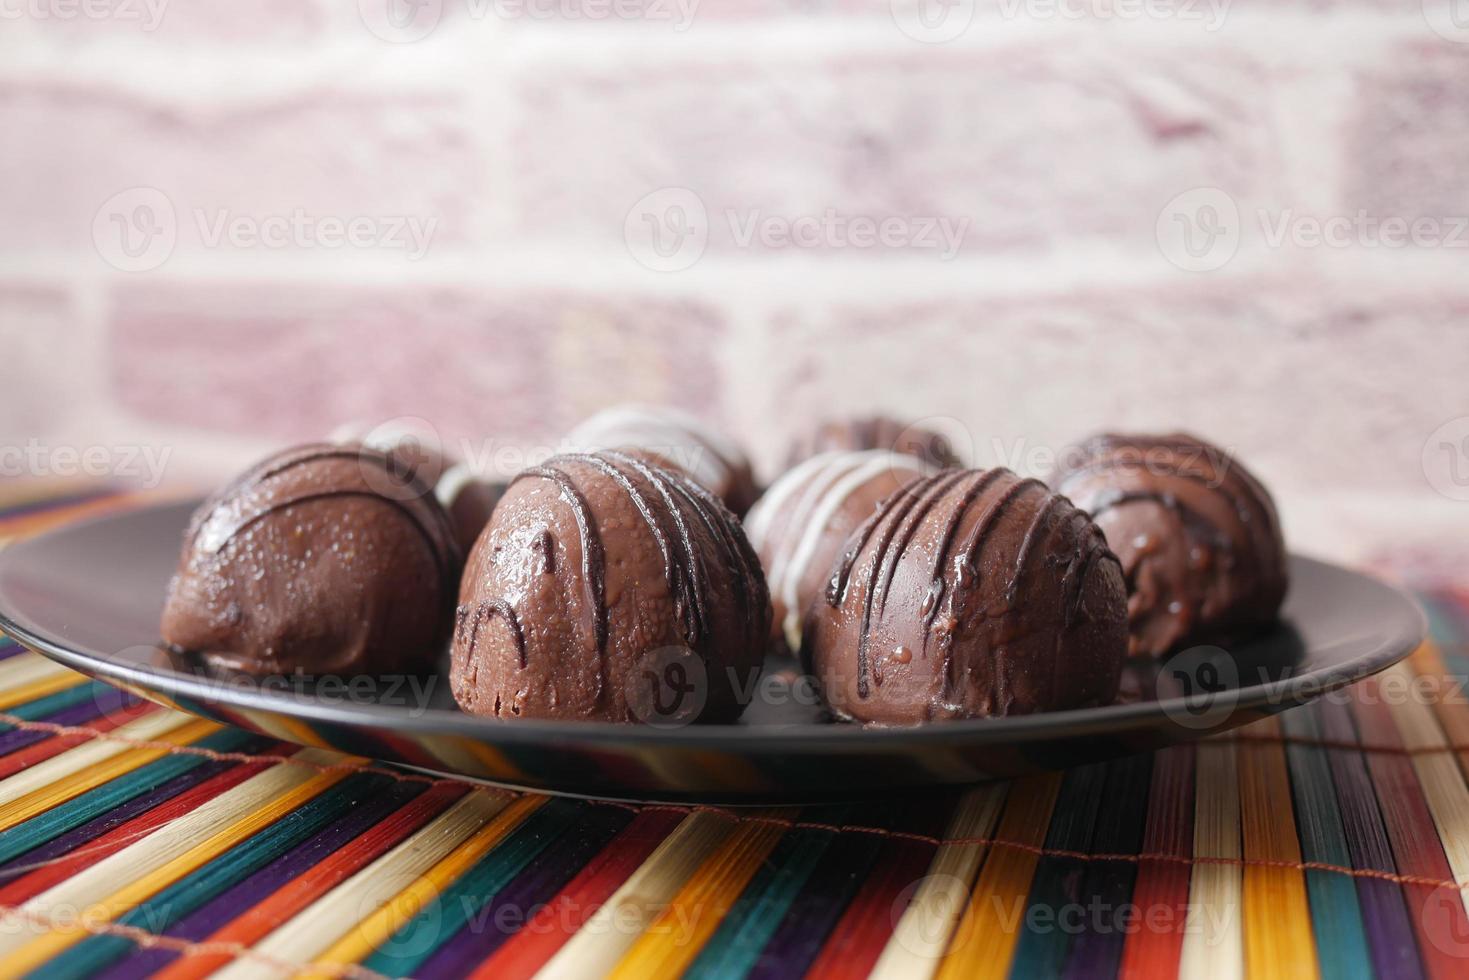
top-left (0, 500), bottom-right (1425, 803)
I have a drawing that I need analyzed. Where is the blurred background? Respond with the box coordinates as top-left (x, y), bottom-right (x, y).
top-left (1, 1), bottom-right (1466, 573)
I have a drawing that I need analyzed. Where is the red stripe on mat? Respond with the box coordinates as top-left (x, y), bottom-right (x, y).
top-left (0, 706), bottom-right (159, 781)
top-left (0, 758), bottom-right (270, 904)
top-left (151, 781), bottom-right (469, 980)
top-left (469, 808), bottom-right (685, 980)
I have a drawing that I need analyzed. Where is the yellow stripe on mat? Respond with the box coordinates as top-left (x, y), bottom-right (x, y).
top-left (538, 810), bottom-right (737, 979)
top-left (0, 711), bottom-right (210, 819)
top-left (211, 789), bottom-right (515, 979)
top-left (0, 748), bottom-right (349, 968)
top-left (1390, 655), bottom-right (1469, 918)
top-left (1178, 737), bottom-right (1242, 980)
top-left (936, 773), bottom-right (1063, 980)
top-left (0, 670), bottom-right (90, 712)
top-left (872, 784), bottom-right (1008, 980)
top-left (0, 651), bottom-right (73, 691)
top-left (309, 794), bottom-right (546, 972)
top-left (1237, 716), bottom-right (1318, 980)
top-left (609, 809), bottom-right (796, 980)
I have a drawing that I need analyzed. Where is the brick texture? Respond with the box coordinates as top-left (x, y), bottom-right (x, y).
top-left (0, 12), bottom-right (1464, 561)
top-left (512, 42), bottom-right (1282, 254)
top-left (107, 283), bottom-right (728, 444)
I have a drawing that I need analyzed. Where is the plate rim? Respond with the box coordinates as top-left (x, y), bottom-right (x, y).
top-left (0, 498), bottom-right (1428, 751)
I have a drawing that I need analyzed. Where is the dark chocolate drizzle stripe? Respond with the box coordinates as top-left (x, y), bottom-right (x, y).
top-left (1003, 492), bottom-right (1069, 606)
top-left (459, 599), bottom-right (528, 668)
top-left (192, 445), bottom-right (460, 611)
top-left (631, 452), bottom-right (766, 629)
top-left (872, 470), bottom-right (970, 618)
top-left (1060, 530), bottom-right (1119, 629)
top-left (533, 529), bottom-right (557, 575)
top-left (1061, 437), bottom-right (1282, 565)
top-left (570, 452), bottom-right (706, 647)
top-left (510, 464), bottom-right (609, 661)
top-left (826, 477), bottom-right (929, 608)
top-left (850, 473), bottom-right (950, 699)
top-left (956, 475), bottom-right (1046, 571)
top-left (1086, 489), bottom-right (1236, 562)
top-left (918, 468), bottom-right (1008, 631)
top-left (931, 473), bottom-right (1046, 694)
top-left (193, 443), bottom-right (455, 567)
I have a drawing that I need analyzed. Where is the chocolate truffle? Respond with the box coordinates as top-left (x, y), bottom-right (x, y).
top-left (1052, 432), bottom-right (1287, 658)
top-left (803, 468), bottom-right (1127, 723)
top-left (332, 420), bottom-right (502, 553)
top-left (744, 450), bottom-right (935, 652)
top-left (451, 451), bottom-right (770, 724)
top-left (784, 415), bottom-right (961, 471)
top-left (161, 443), bottom-right (461, 676)
top-left (566, 405), bottom-right (760, 515)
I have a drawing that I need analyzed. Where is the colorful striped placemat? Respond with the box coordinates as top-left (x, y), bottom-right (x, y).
top-left (1, 489), bottom-right (1468, 979)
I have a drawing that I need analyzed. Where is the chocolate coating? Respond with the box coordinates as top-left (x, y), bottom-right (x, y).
top-left (1052, 432), bottom-right (1288, 658)
top-left (161, 444), bottom-right (461, 676)
top-left (566, 405), bottom-right (760, 515)
top-left (744, 450), bottom-right (934, 653)
top-left (333, 421), bottom-right (501, 554)
top-left (451, 451), bottom-right (770, 723)
top-left (803, 468), bottom-right (1127, 723)
top-left (785, 416), bottom-right (961, 471)
top-left (435, 464), bottom-right (505, 555)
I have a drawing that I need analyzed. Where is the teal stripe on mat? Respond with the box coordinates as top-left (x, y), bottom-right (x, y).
top-left (0, 681), bottom-right (113, 730)
top-left (30, 771), bottom-right (396, 980)
top-left (684, 808), bottom-right (850, 980)
top-left (1280, 705), bottom-right (1373, 980)
top-left (361, 797), bottom-right (585, 977)
top-left (0, 727), bottom-right (257, 865)
top-left (1007, 761), bottom-right (1109, 979)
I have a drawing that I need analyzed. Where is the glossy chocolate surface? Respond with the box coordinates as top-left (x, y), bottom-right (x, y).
top-left (452, 451), bottom-right (771, 723)
top-left (804, 468), bottom-right (1129, 723)
top-left (1053, 433), bottom-right (1288, 658)
top-left (161, 443), bottom-right (460, 676)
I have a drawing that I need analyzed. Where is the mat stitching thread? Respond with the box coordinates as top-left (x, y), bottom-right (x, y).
top-left (630, 806), bottom-right (1469, 893)
top-left (0, 903), bottom-right (387, 980)
top-left (7, 712), bottom-right (1469, 892)
top-left (0, 712), bottom-right (495, 790)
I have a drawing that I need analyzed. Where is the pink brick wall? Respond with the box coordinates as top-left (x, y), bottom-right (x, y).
top-left (2, 6), bottom-right (1467, 566)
